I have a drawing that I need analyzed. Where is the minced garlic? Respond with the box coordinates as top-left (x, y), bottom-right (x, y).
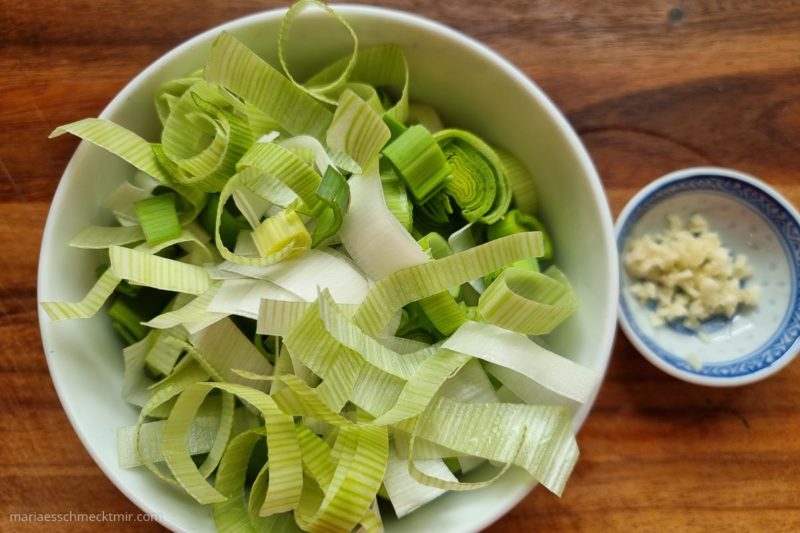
top-left (624, 214), bottom-right (758, 329)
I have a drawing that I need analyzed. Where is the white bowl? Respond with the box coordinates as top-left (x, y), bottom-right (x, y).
top-left (37, 5), bottom-right (617, 532)
top-left (617, 167), bottom-right (800, 386)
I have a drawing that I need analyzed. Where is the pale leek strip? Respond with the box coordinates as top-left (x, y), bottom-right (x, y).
top-left (297, 425), bottom-right (336, 489)
top-left (204, 32), bottom-right (332, 139)
top-left (215, 169), bottom-right (300, 267)
top-left (327, 89), bottom-right (391, 171)
top-left (252, 210), bottom-right (311, 258)
top-left (350, 364), bottom-right (405, 417)
top-left (102, 181), bottom-right (153, 226)
top-left (495, 146), bottom-right (538, 214)
top-left (135, 194), bottom-right (182, 245)
top-left (370, 349), bottom-right (470, 426)
top-left (383, 445), bottom-right (455, 518)
top-left (143, 283), bottom-right (223, 329)
top-left (109, 245), bottom-right (212, 295)
top-left (233, 186), bottom-right (271, 229)
top-left (68, 225), bottom-right (145, 249)
top-left (133, 226), bottom-right (216, 266)
top-left (295, 425), bottom-right (388, 533)
top-left (438, 358), bottom-right (499, 405)
top-left (485, 363), bottom-right (582, 412)
top-left (278, 0), bottom-right (358, 104)
top-left (188, 318), bottom-right (274, 390)
top-left (443, 321), bottom-right (598, 404)
top-left (383, 125), bottom-right (450, 204)
top-left (434, 128), bottom-right (511, 225)
top-left (278, 135), bottom-right (336, 175)
top-left (417, 233), bottom-right (467, 335)
top-left (207, 279), bottom-right (301, 320)
top-left (118, 412), bottom-right (219, 468)
top-left (307, 44), bottom-right (409, 123)
top-left (237, 142), bottom-right (322, 212)
top-left (122, 329), bottom-right (159, 408)
top-left (269, 375), bottom-right (351, 426)
top-left (380, 169), bottom-right (413, 231)
top-left (221, 249), bottom-right (369, 305)
top-left (406, 424), bottom-right (521, 491)
top-left (339, 167), bottom-right (430, 281)
top-left (155, 73), bottom-right (201, 124)
top-left (407, 102), bottom-right (443, 133)
top-left (257, 299), bottom-right (358, 336)
top-left (311, 167), bottom-right (349, 246)
top-left (50, 118), bottom-right (171, 183)
top-left (342, 82), bottom-right (384, 113)
top-left (161, 382), bottom-right (303, 514)
top-left (41, 269), bottom-right (120, 321)
top-left (405, 396), bottom-right (578, 496)
top-left (478, 266), bottom-right (577, 335)
top-left (353, 232), bottom-right (544, 337)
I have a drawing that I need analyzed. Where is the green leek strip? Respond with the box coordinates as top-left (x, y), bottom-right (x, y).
top-left (150, 145), bottom-right (210, 225)
top-left (417, 232), bottom-right (467, 335)
top-left (407, 102), bottom-right (443, 133)
top-left (339, 167), bottom-right (430, 281)
top-left (69, 225), bottom-right (145, 249)
top-left (354, 232), bottom-right (544, 337)
top-left (163, 382), bottom-right (302, 513)
top-left (188, 318), bottom-right (274, 390)
top-left (295, 425), bottom-right (388, 533)
top-left (278, 0), bottom-right (358, 104)
top-left (297, 426), bottom-right (336, 489)
top-left (494, 146), bottom-right (538, 214)
top-left (257, 299), bottom-right (358, 336)
top-left (212, 429), bottom-right (266, 532)
top-left (311, 166), bottom-right (349, 246)
top-left (134, 194), bottom-right (182, 245)
top-left (478, 266), bottom-right (577, 335)
top-left (161, 82), bottom-right (255, 192)
top-left (383, 445), bottom-right (454, 518)
top-left (342, 82), bottom-right (384, 113)
top-left (380, 168), bottom-right (413, 231)
top-left (108, 297), bottom-right (149, 344)
top-left (143, 328), bottom-right (188, 377)
top-left (41, 269), bottom-right (120, 321)
top-left (252, 210), bottom-right (311, 258)
top-left (50, 118), bottom-right (171, 183)
top-left (307, 44), bottom-right (409, 123)
top-left (434, 128), bottom-right (511, 225)
top-left (401, 395), bottom-right (578, 496)
top-left (326, 89), bottom-right (391, 172)
top-left (237, 142), bottom-right (321, 212)
top-left (443, 321), bottom-right (598, 403)
top-left (135, 359), bottom-right (211, 483)
top-left (204, 32), bottom-right (332, 139)
top-left (487, 209), bottom-right (552, 260)
top-left (143, 283), bottom-right (222, 329)
top-left (154, 73), bottom-right (202, 125)
top-left (109, 245), bottom-right (212, 295)
top-left (382, 125), bottom-right (450, 204)
top-left (215, 169), bottom-right (301, 267)
top-left (133, 226), bottom-right (216, 266)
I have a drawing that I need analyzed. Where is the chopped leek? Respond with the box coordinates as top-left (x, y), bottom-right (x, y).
top-left (42, 2), bottom-right (593, 531)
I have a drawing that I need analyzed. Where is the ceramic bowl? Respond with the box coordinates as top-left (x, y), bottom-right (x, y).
top-left (37, 5), bottom-right (618, 532)
top-left (617, 167), bottom-right (800, 386)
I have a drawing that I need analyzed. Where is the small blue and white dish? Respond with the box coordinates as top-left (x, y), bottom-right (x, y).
top-left (616, 167), bottom-right (800, 386)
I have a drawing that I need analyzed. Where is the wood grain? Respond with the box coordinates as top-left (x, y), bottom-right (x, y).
top-left (2, 0), bottom-right (799, 531)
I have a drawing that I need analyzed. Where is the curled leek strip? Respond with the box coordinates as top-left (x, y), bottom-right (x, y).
top-left (434, 128), bottom-right (511, 225)
top-left (478, 266), bottom-right (578, 335)
top-left (278, 0), bottom-right (359, 104)
top-left (487, 208), bottom-right (553, 260)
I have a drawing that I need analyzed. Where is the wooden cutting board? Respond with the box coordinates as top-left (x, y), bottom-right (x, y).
top-left (2, 1), bottom-right (799, 531)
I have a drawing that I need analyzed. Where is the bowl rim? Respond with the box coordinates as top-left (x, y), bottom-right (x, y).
top-left (37, 4), bottom-right (618, 532)
top-left (615, 166), bottom-right (800, 387)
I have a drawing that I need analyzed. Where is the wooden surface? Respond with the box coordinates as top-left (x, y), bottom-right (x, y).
top-left (2, 0), bottom-right (800, 531)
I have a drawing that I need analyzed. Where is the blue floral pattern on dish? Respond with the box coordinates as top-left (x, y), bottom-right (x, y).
top-left (618, 174), bottom-right (800, 377)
